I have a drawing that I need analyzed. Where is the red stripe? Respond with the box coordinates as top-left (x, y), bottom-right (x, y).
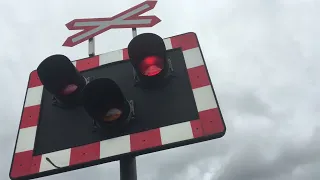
top-left (28, 71), bottom-right (42, 88)
top-left (170, 32), bottom-right (199, 51)
top-left (10, 151), bottom-right (41, 178)
top-left (187, 65), bottom-right (211, 89)
top-left (29, 155), bottom-right (41, 176)
top-left (76, 56), bottom-right (99, 72)
top-left (190, 120), bottom-right (204, 138)
top-left (198, 108), bottom-right (225, 135)
top-left (130, 129), bottom-right (162, 152)
top-left (20, 105), bottom-right (41, 129)
top-left (69, 142), bottom-right (100, 165)
top-left (123, 48), bottom-right (129, 60)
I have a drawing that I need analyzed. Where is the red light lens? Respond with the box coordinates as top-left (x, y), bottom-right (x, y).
top-left (60, 84), bottom-right (78, 95)
top-left (104, 108), bottom-right (122, 122)
top-left (139, 56), bottom-right (164, 76)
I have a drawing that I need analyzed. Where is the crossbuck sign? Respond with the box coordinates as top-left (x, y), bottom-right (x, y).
top-left (63, 0), bottom-right (161, 47)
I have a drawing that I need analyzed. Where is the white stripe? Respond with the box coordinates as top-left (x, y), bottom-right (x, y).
top-left (160, 122), bottom-right (194, 144)
top-left (72, 61), bottom-right (77, 66)
top-left (99, 50), bottom-right (124, 65)
top-left (183, 47), bottom-right (204, 69)
top-left (40, 149), bottom-right (71, 172)
top-left (24, 86), bottom-right (43, 107)
top-left (15, 126), bottom-right (37, 153)
top-left (100, 135), bottom-right (131, 158)
top-left (193, 85), bottom-right (217, 112)
top-left (164, 38), bottom-right (172, 50)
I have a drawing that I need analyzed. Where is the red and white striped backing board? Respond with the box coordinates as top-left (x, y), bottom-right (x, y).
top-left (10, 32), bottom-right (225, 179)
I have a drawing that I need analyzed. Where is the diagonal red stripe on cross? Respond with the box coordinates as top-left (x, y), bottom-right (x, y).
top-left (63, 0), bottom-right (161, 47)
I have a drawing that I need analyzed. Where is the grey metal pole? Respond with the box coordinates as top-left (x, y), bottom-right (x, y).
top-left (89, 37), bottom-right (95, 57)
top-left (88, 28), bottom-right (138, 180)
top-left (120, 156), bottom-right (137, 180)
top-left (119, 27), bottom-right (138, 180)
top-left (132, 28), bottom-right (137, 37)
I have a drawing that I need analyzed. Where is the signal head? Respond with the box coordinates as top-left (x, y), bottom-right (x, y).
top-left (82, 78), bottom-right (133, 129)
top-left (128, 33), bottom-right (172, 88)
top-left (36, 54), bottom-right (86, 107)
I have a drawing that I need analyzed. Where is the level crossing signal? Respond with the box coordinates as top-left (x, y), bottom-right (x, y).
top-left (10, 32), bottom-right (225, 180)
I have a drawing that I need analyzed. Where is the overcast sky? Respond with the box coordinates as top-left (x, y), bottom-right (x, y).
top-left (1, 0), bottom-right (320, 179)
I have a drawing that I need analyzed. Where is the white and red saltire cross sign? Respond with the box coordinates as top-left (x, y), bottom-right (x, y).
top-left (63, 0), bottom-right (161, 47)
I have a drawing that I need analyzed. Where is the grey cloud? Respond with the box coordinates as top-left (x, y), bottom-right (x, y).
top-left (214, 128), bottom-right (320, 180)
top-left (220, 90), bottom-right (275, 118)
top-left (137, 138), bottom-right (231, 180)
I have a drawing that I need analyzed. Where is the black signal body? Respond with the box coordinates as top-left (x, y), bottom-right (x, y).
top-left (36, 54), bottom-right (87, 107)
top-left (34, 48), bottom-right (198, 156)
top-left (34, 34), bottom-right (185, 153)
top-left (128, 33), bottom-right (173, 88)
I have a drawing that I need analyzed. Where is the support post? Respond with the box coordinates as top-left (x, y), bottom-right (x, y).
top-left (119, 27), bottom-right (138, 180)
top-left (120, 156), bottom-right (137, 180)
top-left (88, 28), bottom-right (138, 180)
top-left (132, 28), bottom-right (137, 37)
top-left (89, 37), bottom-right (95, 57)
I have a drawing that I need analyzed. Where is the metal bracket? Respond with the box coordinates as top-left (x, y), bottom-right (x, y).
top-left (51, 96), bottom-right (71, 109)
top-left (166, 57), bottom-right (175, 77)
top-left (127, 100), bottom-right (135, 122)
top-left (133, 67), bottom-right (140, 87)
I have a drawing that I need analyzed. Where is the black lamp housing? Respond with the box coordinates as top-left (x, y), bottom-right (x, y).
top-left (82, 78), bottom-right (134, 130)
top-left (37, 54), bottom-right (87, 107)
top-left (128, 33), bottom-right (173, 89)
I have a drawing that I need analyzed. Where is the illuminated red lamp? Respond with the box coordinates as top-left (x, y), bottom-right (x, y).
top-left (139, 56), bottom-right (164, 77)
top-left (128, 33), bottom-right (172, 88)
